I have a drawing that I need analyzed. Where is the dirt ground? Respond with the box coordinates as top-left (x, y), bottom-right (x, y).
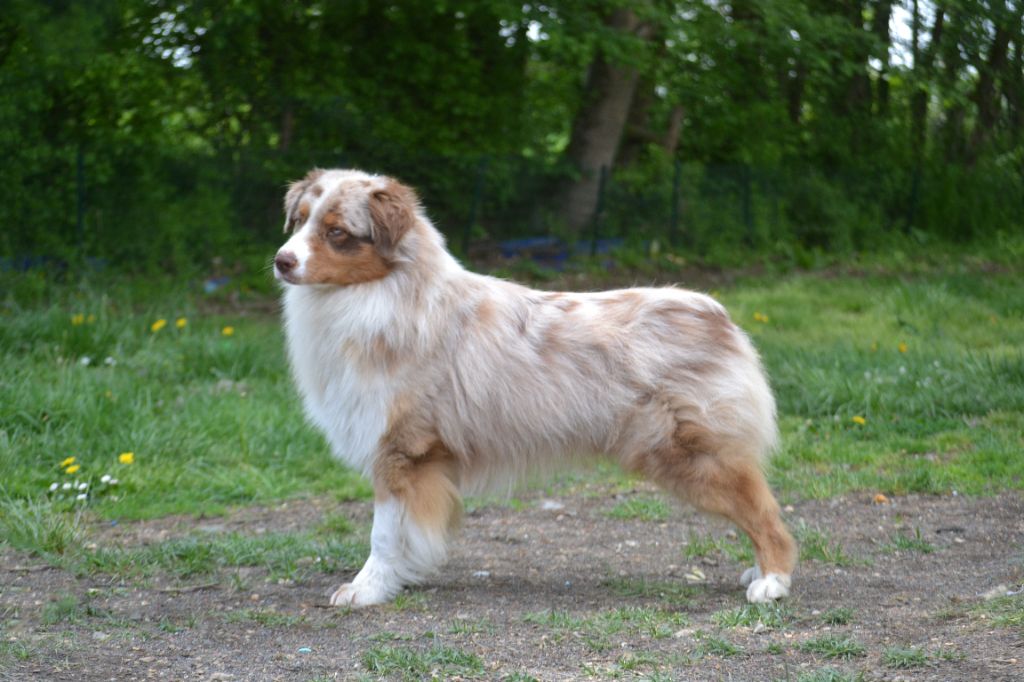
top-left (2, 485), bottom-right (1023, 681)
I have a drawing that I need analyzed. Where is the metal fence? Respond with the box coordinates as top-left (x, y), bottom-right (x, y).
top-left (6, 145), bottom-right (1023, 272)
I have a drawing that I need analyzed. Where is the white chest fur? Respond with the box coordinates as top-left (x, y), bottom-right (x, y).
top-left (282, 286), bottom-right (395, 477)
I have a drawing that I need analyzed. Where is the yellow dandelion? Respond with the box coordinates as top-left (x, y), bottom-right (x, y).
top-left (118, 452), bottom-right (135, 465)
top-left (65, 464), bottom-right (81, 474)
top-left (898, 341), bottom-right (908, 354)
top-left (222, 326), bottom-right (235, 337)
top-left (176, 317), bottom-right (187, 329)
top-left (151, 318), bottom-right (167, 333)
top-left (753, 312), bottom-right (769, 323)
top-left (71, 313), bottom-right (85, 326)
top-left (60, 456), bottom-right (76, 468)
top-left (86, 314), bottom-right (96, 324)
top-left (852, 415), bottom-right (867, 425)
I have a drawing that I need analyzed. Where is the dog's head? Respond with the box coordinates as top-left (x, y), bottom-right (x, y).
top-left (274, 169), bottom-right (420, 286)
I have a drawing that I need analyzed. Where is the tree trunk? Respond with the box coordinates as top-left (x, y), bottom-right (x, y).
top-left (911, 6), bottom-right (944, 160)
top-left (967, 16), bottom-right (1012, 163)
top-left (554, 8), bottom-right (648, 236)
top-left (871, 0), bottom-right (893, 114)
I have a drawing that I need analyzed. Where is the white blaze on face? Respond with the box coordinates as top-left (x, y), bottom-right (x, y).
top-left (275, 170), bottom-right (379, 283)
top-left (279, 223), bottom-right (315, 279)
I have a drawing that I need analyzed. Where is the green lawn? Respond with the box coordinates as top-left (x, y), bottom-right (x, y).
top-left (1, 266), bottom-right (1022, 531)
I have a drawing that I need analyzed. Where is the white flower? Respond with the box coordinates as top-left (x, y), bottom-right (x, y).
top-left (77, 482), bottom-right (88, 491)
top-left (49, 482), bottom-right (59, 492)
top-left (76, 493), bottom-right (87, 501)
top-left (62, 482), bottom-right (72, 490)
top-left (899, 366), bottom-right (907, 375)
top-left (79, 356), bottom-right (91, 366)
top-left (109, 478), bottom-right (119, 485)
top-left (104, 356), bottom-right (116, 366)
top-left (101, 474), bottom-right (112, 484)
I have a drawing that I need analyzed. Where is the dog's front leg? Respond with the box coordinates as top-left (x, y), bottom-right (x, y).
top-left (330, 451), bottom-right (461, 608)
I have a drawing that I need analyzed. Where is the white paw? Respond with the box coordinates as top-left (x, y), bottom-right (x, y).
top-left (739, 566), bottom-right (762, 587)
top-left (329, 581), bottom-right (393, 608)
top-left (745, 573), bottom-right (791, 603)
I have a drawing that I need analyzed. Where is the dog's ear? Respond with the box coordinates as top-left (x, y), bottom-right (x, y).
top-left (368, 179), bottom-right (418, 258)
top-left (283, 169), bottom-right (324, 233)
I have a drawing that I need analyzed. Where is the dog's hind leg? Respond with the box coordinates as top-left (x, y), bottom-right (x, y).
top-left (635, 427), bottom-right (797, 603)
top-left (329, 448), bottom-right (461, 608)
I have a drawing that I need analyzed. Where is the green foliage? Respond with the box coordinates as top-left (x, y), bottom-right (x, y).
top-left (1, 0), bottom-right (1020, 268)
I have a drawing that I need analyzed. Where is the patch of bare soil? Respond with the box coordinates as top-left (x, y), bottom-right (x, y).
top-left (2, 489), bottom-right (1023, 681)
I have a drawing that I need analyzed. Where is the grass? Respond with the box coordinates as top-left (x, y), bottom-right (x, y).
top-left (881, 645), bottom-right (929, 669)
top-left (712, 602), bottom-right (791, 629)
top-left (799, 635), bottom-right (867, 660)
top-left (683, 531), bottom-right (755, 564)
top-left (0, 497), bottom-right (82, 556)
top-left (794, 523), bottom-right (861, 567)
top-left (692, 631), bottom-right (743, 657)
top-left (784, 669), bottom-right (866, 682)
top-left (361, 644), bottom-right (484, 680)
top-left (523, 606), bottom-right (688, 645)
top-left (973, 593), bottom-right (1024, 630)
top-left (821, 607), bottom-right (854, 625)
top-left (605, 495), bottom-right (671, 522)
top-left (600, 575), bottom-right (698, 605)
top-left (882, 527), bottom-right (936, 554)
top-left (1, 267), bottom-right (1023, 545)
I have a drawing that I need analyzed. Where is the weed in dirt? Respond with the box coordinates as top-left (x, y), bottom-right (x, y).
top-left (934, 647), bottom-right (966, 662)
top-left (447, 617), bottom-right (494, 635)
top-left (600, 575), bottom-right (698, 605)
top-left (882, 645), bottom-right (930, 668)
top-left (692, 630), bottom-right (743, 657)
top-left (883, 527), bottom-right (935, 554)
top-left (391, 591), bottom-right (429, 612)
top-left (616, 651), bottom-right (660, 671)
top-left (799, 635), bottom-right (867, 660)
top-left (766, 642), bottom-right (785, 654)
top-left (682, 531), bottom-right (755, 564)
top-left (224, 608), bottom-right (304, 628)
top-left (524, 607), bottom-right (687, 641)
top-left (41, 595), bottom-right (89, 625)
top-left (315, 513), bottom-right (355, 538)
top-left (0, 497), bottom-right (82, 556)
top-left (795, 523), bottom-right (860, 566)
top-left (75, 531), bottom-right (367, 583)
top-left (502, 674), bottom-right (540, 682)
top-left (606, 495), bottom-right (670, 522)
top-left (366, 631), bottom-right (415, 643)
top-left (973, 593), bottom-right (1024, 629)
top-left (361, 644), bottom-right (484, 679)
top-left (683, 532), bottom-right (718, 559)
top-left (821, 607), bottom-right (854, 625)
top-left (782, 668), bottom-right (866, 682)
top-left (0, 640), bottom-right (33, 663)
top-left (712, 602), bottom-right (791, 630)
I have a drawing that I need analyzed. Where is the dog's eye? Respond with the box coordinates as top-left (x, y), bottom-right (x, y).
top-left (326, 228), bottom-right (344, 239)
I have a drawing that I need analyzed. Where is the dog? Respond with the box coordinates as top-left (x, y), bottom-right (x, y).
top-left (274, 169), bottom-right (796, 607)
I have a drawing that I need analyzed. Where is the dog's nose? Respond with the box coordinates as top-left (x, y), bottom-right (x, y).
top-left (275, 250), bottom-right (298, 274)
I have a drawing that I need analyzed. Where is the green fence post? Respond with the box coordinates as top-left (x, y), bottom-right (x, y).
top-left (670, 157), bottom-right (681, 247)
top-left (591, 165), bottom-right (608, 257)
top-left (76, 145), bottom-right (85, 263)
top-left (462, 156), bottom-right (488, 256)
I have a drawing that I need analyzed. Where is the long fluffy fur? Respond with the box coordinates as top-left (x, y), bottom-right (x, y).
top-left (275, 169), bottom-right (796, 607)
